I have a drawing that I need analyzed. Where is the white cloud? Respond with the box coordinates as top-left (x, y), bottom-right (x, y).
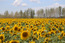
top-left (12, 0), bottom-right (41, 6)
top-left (22, 3), bottom-right (28, 7)
top-left (31, 3), bottom-right (65, 12)
top-left (47, 3), bottom-right (65, 8)
top-left (12, 0), bottom-right (22, 6)
top-left (29, 0), bottom-right (40, 3)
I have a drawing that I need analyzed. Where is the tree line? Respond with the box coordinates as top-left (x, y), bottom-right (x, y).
top-left (0, 6), bottom-right (65, 18)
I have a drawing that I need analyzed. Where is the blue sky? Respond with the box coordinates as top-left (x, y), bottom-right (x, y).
top-left (0, 0), bottom-right (65, 14)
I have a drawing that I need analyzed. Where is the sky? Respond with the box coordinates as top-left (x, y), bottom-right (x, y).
top-left (0, 0), bottom-right (65, 14)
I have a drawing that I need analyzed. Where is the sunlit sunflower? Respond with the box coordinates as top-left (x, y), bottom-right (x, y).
top-left (40, 30), bottom-right (46, 37)
top-left (33, 31), bottom-right (39, 40)
top-left (6, 41), bottom-right (9, 43)
top-left (21, 30), bottom-right (30, 40)
top-left (58, 35), bottom-right (63, 39)
top-left (29, 40), bottom-right (35, 43)
top-left (9, 29), bottom-right (14, 35)
top-left (5, 26), bottom-right (10, 31)
top-left (9, 40), bottom-right (19, 43)
top-left (17, 27), bottom-right (21, 32)
top-left (26, 25), bottom-right (29, 28)
top-left (55, 30), bottom-right (60, 35)
top-left (0, 27), bottom-right (6, 32)
top-left (43, 41), bottom-right (48, 43)
top-left (30, 25), bottom-right (33, 29)
top-left (0, 34), bottom-right (5, 41)
top-left (0, 39), bottom-right (2, 43)
top-left (63, 33), bottom-right (65, 36)
top-left (44, 37), bottom-right (50, 42)
top-left (13, 25), bottom-right (19, 32)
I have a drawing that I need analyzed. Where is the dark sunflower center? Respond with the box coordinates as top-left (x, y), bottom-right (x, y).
top-left (56, 31), bottom-right (59, 33)
top-left (7, 41), bottom-right (9, 43)
top-left (56, 26), bottom-right (58, 28)
top-left (0, 36), bottom-right (3, 40)
top-left (7, 27), bottom-right (9, 29)
top-left (11, 30), bottom-right (13, 33)
top-left (18, 29), bottom-right (20, 31)
top-left (52, 28), bottom-right (55, 30)
top-left (14, 27), bottom-right (18, 30)
top-left (12, 41), bottom-right (17, 43)
top-left (30, 26), bottom-right (32, 28)
top-left (42, 31), bottom-right (45, 33)
top-left (45, 42), bottom-right (47, 43)
top-left (2, 27), bottom-right (5, 30)
top-left (22, 32), bottom-right (28, 37)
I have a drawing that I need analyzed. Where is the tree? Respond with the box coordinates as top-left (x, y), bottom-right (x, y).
top-left (23, 11), bottom-right (26, 18)
top-left (59, 6), bottom-right (62, 17)
top-left (62, 8), bottom-right (65, 16)
top-left (45, 9), bottom-right (49, 17)
top-left (36, 9), bottom-right (44, 18)
top-left (26, 10), bottom-right (29, 18)
top-left (4, 11), bottom-right (9, 18)
top-left (14, 11), bottom-right (19, 18)
top-left (27, 8), bottom-right (32, 18)
top-left (30, 10), bottom-right (35, 18)
top-left (25, 8), bottom-right (35, 18)
top-left (9, 11), bottom-right (14, 18)
top-left (24, 10), bottom-right (29, 18)
top-left (19, 10), bottom-right (23, 18)
top-left (49, 8), bottom-right (55, 17)
top-left (36, 10), bottom-right (40, 18)
top-left (40, 9), bottom-right (44, 17)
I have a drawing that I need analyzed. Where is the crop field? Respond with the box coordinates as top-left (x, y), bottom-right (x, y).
top-left (0, 18), bottom-right (65, 43)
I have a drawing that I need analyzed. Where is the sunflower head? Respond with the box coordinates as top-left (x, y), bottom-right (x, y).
top-left (6, 41), bottom-right (9, 43)
top-left (10, 40), bottom-right (19, 43)
top-left (21, 30), bottom-right (30, 40)
top-left (1, 27), bottom-right (5, 31)
top-left (0, 34), bottom-right (5, 41)
top-left (13, 26), bottom-right (19, 32)
top-left (29, 40), bottom-right (35, 43)
top-left (43, 41), bottom-right (48, 43)
top-left (0, 39), bottom-right (2, 43)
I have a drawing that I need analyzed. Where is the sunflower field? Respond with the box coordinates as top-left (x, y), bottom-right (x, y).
top-left (0, 18), bottom-right (65, 43)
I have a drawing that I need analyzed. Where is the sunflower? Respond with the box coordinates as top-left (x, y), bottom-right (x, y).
top-left (29, 40), bottom-right (35, 43)
top-left (44, 37), bottom-right (50, 42)
top-left (43, 41), bottom-right (48, 43)
top-left (58, 35), bottom-right (63, 39)
top-left (41, 24), bottom-right (45, 27)
top-left (55, 30), bottom-right (60, 34)
top-left (51, 26), bottom-right (56, 31)
top-left (5, 26), bottom-right (10, 30)
top-left (41, 27), bottom-right (46, 30)
top-left (9, 40), bottom-right (19, 43)
top-left (17, 27), bottom-right (21, 32)
top-left (21, 30), bottom-right (30, 40)
top-left (9, 29), bottom-right (14, 35)
top-left (33, 26), bottom-right (38, 31)
top-left (48, 32), bottom-right (51, 35)
top-left (30, 25), bottom-right (33, 28)
top-left (13, 25), bottom-right (19, 32)
top-left (0, 39), bottom-right (2, 43)
top-left (6, 41), bottom-right (9, 43)
top-left (33, 31), bottom-right (39, 40)
top-left (61, 26), bottom-right (64, 29)
top-left (26, 25), bottom-right (29, 28)
top-left (0, 34), bottom-right (5, 41)
top-left (63, 33), bottom-right (65, 36)
top-left (0, 27), bottom-right (6, 32)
